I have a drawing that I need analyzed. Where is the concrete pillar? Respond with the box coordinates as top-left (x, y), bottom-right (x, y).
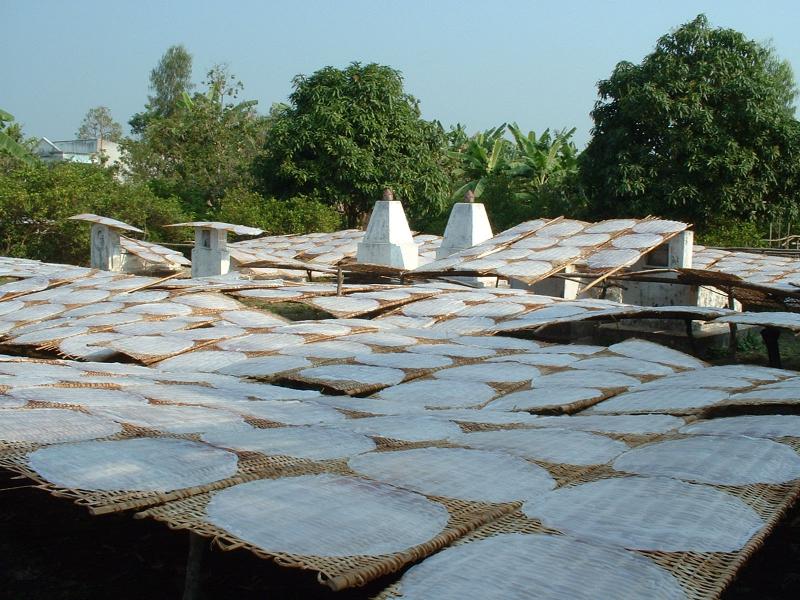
top-left (436, 196), bottom-right (494, 259)
top-left (668, 230), bottom-right (694, 269)
top-left (191, 227), bottom-right (230, 277)
top-left (356, 190), bottom-right (419, 269)
top-left (90, 223), bottom-right (124, 271)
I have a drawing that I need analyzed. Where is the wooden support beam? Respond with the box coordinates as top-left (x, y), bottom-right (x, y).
top-left (182, 532), bottom-right (206, 600)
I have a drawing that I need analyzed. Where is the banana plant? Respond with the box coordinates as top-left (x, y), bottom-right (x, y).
top-left (0, 109), bottom-right (36, 166)
top-left (506, 122), bottom-right (578, 188)
top-left (448, 124), bottom-right (511, 200)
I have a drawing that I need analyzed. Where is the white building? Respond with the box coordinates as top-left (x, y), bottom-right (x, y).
top-left (34, 137), bottom-right (122, 168)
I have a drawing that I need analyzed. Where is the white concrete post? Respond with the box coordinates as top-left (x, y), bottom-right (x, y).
top-left (436, 193), bottom-right (494, 260)
top-left (356, 189), bottom-right (419, 269)
top-left (90, 223), bottom-right (124, 271)
top-left (191, 227), bottom-right (230, 277)
top-left (668, 230), bottom-right (694, 269)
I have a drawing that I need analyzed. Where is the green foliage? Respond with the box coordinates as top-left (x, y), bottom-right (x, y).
top-left (581, 14), bottom-right (800, 233)
top-left (0, 161), bottom-right (188, 265)
top-left (696, 220), bottom-right (764, 247)
top-left (147, 44), bottom-right (194, 118)
top-left (446, 123), bottom-right (585, 231)
top-left (448, 125), bottom-right (511, 200)
top-left (123, 66), bottom-right (269, 213)
top-left (255, 62), bottom-right (450, 228)
top-left (0, 109), bottom-right (36, 167)
top-left (215, 187), bottom-right (342, 235)
top-left (77, 106), bottom-right (123, 143)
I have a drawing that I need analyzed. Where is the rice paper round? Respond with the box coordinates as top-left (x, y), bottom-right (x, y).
top-left (218, 333), bottom-right (305, 352)
top-left (609, 339), bottom-right (706, 369)
top-left (156, 351), bottom-right (248, 373)
top-left (395, 533), bottom-right (685, 600)
top-left (377, 379), bottom-right (497, 409)
top-left (458, 428), bottom-right (627, 465)
top-left (572, 356), bottom-right (674, 377)
top-left (355, 352), bottom-right (452, 370)
top-left (533, 414), bottom-right (684, 435)
top-left (679, 415), bottom-right (800, 439)
top-left (612, 233), bottom-right (664, 249)
top-left (0, 408), bottom-right (122, 443)
top-left (335, 415), bottom-right (462, 442)
top-left (613, 435), bottom-right (800, 485)
top-left (9, 386), bottom-right (149, 407)
top-left (205, 474), bottom-right (449, 556)
top-left (228, 399), bottom-right (347, 426)
top-left (28, 438), bottom-right (238, 491)
top-left (434, 362), bottom-right (537, 383)
top-left (533, 370), bottom-right (640, 389)
top-left (523, 476), bottom-right (763, 552)
top-left (217, 355), bottom-right (311, 377)
top-left (202, 425), bottom-right (375, 460)
top-left (485, 387), bottom-right (603, 411)
top-left (349, 447), bottom-right (555, 502)
top-left (279, 340), bottom-right (371, 359)
top-left (298, 364), bottom-right (406, 386)
top-left (589, 387), bottom-right (728, 414)
top-left (409, 343), bottom-right (496, 358)
top-left (92, 404), bottom-right (247, 434)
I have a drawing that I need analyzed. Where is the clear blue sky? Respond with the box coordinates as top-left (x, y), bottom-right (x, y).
top-left (6, 0), bottom-right (800, 147)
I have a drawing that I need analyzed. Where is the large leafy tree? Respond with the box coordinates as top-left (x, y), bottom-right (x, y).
top-left (130, 44), bottom-right (194, 134)
top-left (123, 65), bottom-right (269, 212)
top-left (77, 106), bottom-right (123, 143)
top-left (581, 14), bottom-right (800, 231)
top-left (255, 62), bottom-right (450, 228)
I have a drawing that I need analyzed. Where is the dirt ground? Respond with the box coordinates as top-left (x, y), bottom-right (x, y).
top-left (1, 469), bottom-right (798, 600)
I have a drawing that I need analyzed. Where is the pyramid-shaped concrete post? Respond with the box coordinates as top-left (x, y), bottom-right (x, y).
top-left (436, 190), bottom-right (494, 259)
top-left (356, 189), bottom-right (419, 269)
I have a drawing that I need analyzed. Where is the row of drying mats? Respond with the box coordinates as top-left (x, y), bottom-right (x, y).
top-left (2, 260), bottom-right (800, 598)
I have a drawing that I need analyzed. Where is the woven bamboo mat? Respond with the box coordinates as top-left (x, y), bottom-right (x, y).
top-left (0, 427), bottom-right (320, 515)
top-left (372, 475), bottom-right (800, 600)
top-left (135, 480), bottom-right (521, 591)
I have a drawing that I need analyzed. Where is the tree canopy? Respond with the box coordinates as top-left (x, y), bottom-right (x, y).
top-left (254, 62), bottom-right (450, 228)
top-left (77, 106), bottom-right (123, 143)
top-left (123, 65), bottom-right (269, 212)
top-left (581, 14), bottom-right (800, 231)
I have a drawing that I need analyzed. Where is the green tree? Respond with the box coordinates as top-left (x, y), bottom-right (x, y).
top-left (0, 161), bottom-right (187, 264)
top-left (581, 14), bottom-right (800, 233)
top-left (130, 44), bottom-right (194, 134)
top-left (123, 65), bottom-right (268, 212)
top-left (77, 106), bottom-right (123, 143)
top-left (254, 62), bottom-right (450, 228)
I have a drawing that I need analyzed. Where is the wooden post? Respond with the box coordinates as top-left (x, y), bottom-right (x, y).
top-left (182, 532), bottom-right (206, 600)
top-left (336, 266), bottom-right (343, 296)
top-left (684, 319), bottom-right (697, 355)
top-left (727, 289), bottom-right (738, 357)
top-left (761, 327), bottom-right (782, 369)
